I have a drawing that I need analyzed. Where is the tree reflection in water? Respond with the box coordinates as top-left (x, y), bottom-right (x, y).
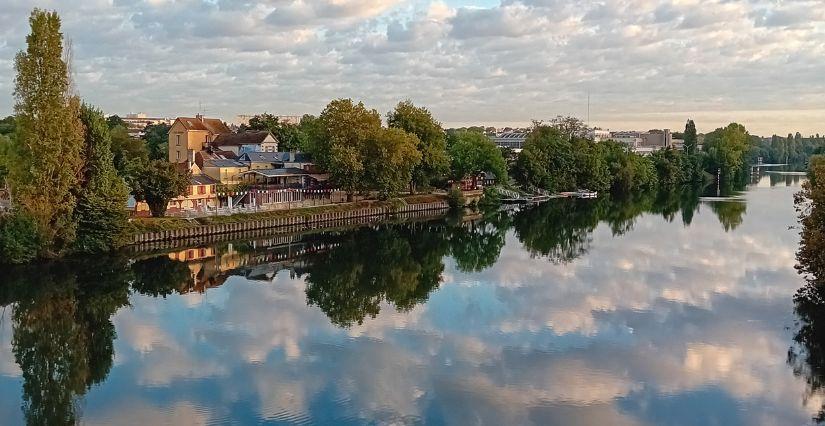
top-left (0, 256), bottom-right (192, 425)
top-left (789, 161), bottom-right (825, 423)
top-left (0, 185), bottom-right (753, 423)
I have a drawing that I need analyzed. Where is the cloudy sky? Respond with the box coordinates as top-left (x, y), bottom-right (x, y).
top-left (0, 0), bottom-right (823, 135)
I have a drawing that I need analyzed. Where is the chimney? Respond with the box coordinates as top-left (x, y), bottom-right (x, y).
top-left (196, 113), bottom-right (203, 122)
top-left (189, 150), bottom-right (196, 169)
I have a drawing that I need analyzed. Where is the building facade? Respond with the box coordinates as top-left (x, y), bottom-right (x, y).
top-left (168, 115), bottom-right (232, 165)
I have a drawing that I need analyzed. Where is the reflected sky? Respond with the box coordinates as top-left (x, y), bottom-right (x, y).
top-left (0, 175), bottom-right (815, 425)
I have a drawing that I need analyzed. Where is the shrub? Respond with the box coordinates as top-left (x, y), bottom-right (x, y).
top-left (0, 213), bottom-right (42, 264)
top-left (447, 187), bottom-right (465, 210)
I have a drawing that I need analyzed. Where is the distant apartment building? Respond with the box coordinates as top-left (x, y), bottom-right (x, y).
top-left (589, 128), bottom-right (611, 142)
top-left (118, 113), bottom-right (173, 137)
top-left (609, 129), bottom-right (673, 155)
top-left (490, 132), bottom-right (527, 151)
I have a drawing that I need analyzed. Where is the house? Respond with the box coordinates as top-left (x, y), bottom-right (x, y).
top-left (168, 173), bottom-right (220, 213)
top-left (237, 151), bottom-right (314, 170)
top-left (210, 131), bottom-right (278, 155)
top-left (132, 164), bottom-right (220, 216)
top-left (168, 115), bottom-right (232, 165)
top-left (235, 151), bottom-right (328, 189)
top-left (202, 158), bottom-right (248, 185)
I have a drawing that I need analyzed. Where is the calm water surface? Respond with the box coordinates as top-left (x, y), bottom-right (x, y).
top-left (0, 174), bottom-right (820, 425)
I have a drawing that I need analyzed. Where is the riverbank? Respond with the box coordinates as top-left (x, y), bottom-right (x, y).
top-left (128, 194), bottom-right (449, 247)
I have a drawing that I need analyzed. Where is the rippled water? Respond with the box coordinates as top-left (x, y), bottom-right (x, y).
top-left (0, 174), bottom-right (817, 425)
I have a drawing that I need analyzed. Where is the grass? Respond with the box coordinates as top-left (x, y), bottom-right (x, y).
top-left (128, 193), bottom-right (448, 234)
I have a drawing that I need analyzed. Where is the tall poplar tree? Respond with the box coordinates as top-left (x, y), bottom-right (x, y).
top-left (74, 104), bottom-right (130, 253)
top-left (683, 119), bottom-right (697, 155)
top-left (10, 9), bottom-right (84, 256)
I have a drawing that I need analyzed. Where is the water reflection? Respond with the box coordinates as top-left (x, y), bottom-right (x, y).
top-left (0, 177), bottom-right (814, 424)
top-left (789, 169), bottom-right (825, 422)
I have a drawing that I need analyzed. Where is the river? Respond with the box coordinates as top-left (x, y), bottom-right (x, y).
top-left (0, 173), bottom-right (820, 425)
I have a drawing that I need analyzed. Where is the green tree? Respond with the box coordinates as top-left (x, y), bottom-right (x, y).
top-left (105, 114), bottom-right (126, 130)
top-left (142, 123), bottom-right (170, 160)
top-left (363, 127), bottom-right (421, 199)
top-left (447, 130), bottom-right (507, 183)
top-left (572, 138), bottom-right (610, 192)
top-left (514, 126), bottom-right (574, 191)
top-left (306, 99), bottom-right (382, 198)
top-left (128, 159), bottom-right (188, 217)
top-left (8, 9), bottom-right (85, 257)
top-left (248, 113), bottom-right (307, 152)
top-left (387, 100), bottom-right (449, 191)
top-left (74, 103), bottom-right (130, 253)
top-left (684, 119), bottom-right (697, 155)
top-left (110, 124), bottom-right (148, 176)
top-left (0, 115), bottom-right (16, 136)
top-left (703, 123), bottom-right (751, 183)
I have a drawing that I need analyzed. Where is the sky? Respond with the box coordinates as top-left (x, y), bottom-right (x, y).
top-left (0, 0), bottom-right (823, 136)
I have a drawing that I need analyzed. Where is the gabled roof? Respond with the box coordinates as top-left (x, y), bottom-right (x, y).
top-left (212, 131), bottom-right (274, 147)
top-left (238, 151), bottom-right (312, 163)
top-left (190, 174), bottom-right (219, 185)
top-left (203, 158), bottom-right (247, 168)
top-left (174, 117), bottom-right (231, 134)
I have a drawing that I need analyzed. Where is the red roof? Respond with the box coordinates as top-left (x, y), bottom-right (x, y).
top-left (174, 116), bottom-right (231, 135)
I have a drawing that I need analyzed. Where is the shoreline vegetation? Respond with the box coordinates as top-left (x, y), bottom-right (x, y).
top-left (0, 8), bottom-right (821, 265)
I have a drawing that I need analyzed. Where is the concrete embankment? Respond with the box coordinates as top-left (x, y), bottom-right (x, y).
top-left (130, 201), bottom-right (449, 252)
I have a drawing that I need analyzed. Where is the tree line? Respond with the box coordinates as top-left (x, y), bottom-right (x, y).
top-left (512, 118), bottom-right (755, 195)
top-left (0, 9), bottom-right (191, 262)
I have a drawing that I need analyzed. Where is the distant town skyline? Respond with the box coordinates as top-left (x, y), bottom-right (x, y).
top-left (1, 0), bottom-right (823, 136)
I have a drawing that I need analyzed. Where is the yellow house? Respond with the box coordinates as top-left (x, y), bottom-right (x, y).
top-left (202, 158), bottom-right (248, 185)
top-left (168, 115), bottom-right (232, 164)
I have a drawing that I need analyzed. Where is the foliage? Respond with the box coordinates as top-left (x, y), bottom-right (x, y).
top-left (0, 115), bottom-right (16, 136)
top-left (142, 123), bottom-right (170, 160)
top-left (387, 100), bottom-right (449, 191)
top-left (447, 187), bottom-right (465, 210)
top-left (74, 103), bottom-right (130, 253)
top-left (128, 159), bottom-right (189, 217)
top-left (683, 119), bottom-right (697, 155)
top-left (789, 156), bottom-right (825, 423)
top-left (0, 212), bottom-right (42, 264)
top-left (8, 9), bottom-right (85, 257)
top-left (363, 127), bottom-right (422, 199)
top-left (105, 114), bottom-right (126, 129)
top-left (247, 113), bottom-right (307, 152)
top-left (479, 186), bottom-right (501, 206)
top-left (110, 124), bottom-right (148, 176)
top-left (447, 130), bottom-right (507, 182)
top-left (515, 126), bottom-right (573, 191)
top-left (702, 123), bottom-right (752, 183)
top-left (305, 99), bottom-right (382, 195)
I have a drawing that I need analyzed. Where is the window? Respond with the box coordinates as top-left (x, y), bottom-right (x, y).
top-left (176, 134), bottom-right (181, 146)
top-left (176, 151), bottom-right (181, 161)
top-left (198, 186), bottom-right (205, 195)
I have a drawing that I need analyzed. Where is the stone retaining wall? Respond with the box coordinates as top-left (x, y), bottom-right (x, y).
top-left (130, 201), bottom-right (449, 249)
